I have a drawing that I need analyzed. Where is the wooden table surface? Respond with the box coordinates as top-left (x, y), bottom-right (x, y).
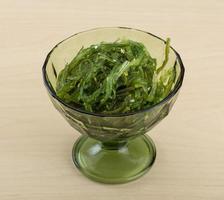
top-left (1, 0), bottom-right (224, 199)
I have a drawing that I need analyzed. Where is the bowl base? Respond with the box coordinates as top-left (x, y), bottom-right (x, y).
top-left (72, 135), bottom-right (156, 184)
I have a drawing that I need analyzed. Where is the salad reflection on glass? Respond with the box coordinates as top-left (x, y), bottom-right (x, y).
top-left (42, 27), bottom-right (185, 184)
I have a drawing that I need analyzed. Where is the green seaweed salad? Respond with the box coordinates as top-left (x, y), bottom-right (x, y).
top-left (56, 38), bottom-right (176, 114)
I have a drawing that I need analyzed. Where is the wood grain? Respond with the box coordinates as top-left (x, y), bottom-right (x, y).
top-left (0, 0), bottom-right (224, 199)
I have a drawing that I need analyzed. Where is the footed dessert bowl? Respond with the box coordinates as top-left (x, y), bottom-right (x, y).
top-left (42, 27), bottom-right (185, 184)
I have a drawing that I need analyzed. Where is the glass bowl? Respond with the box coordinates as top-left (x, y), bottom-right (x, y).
top-left (42, 27), bottom-right (185, 184)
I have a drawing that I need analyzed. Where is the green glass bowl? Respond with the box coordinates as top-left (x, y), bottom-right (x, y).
top-left (42, 27), bottom-right (185, 184)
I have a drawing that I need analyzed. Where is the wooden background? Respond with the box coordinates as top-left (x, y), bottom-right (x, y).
top-left (0, 0), bottom-right (224, 199)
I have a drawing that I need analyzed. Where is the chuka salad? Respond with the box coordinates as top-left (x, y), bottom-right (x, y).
top-left (55, 38), bottom-right (176, 114)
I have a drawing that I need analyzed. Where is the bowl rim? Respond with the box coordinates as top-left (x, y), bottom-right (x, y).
top-left (42, 26), bottom-right (185, 117)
